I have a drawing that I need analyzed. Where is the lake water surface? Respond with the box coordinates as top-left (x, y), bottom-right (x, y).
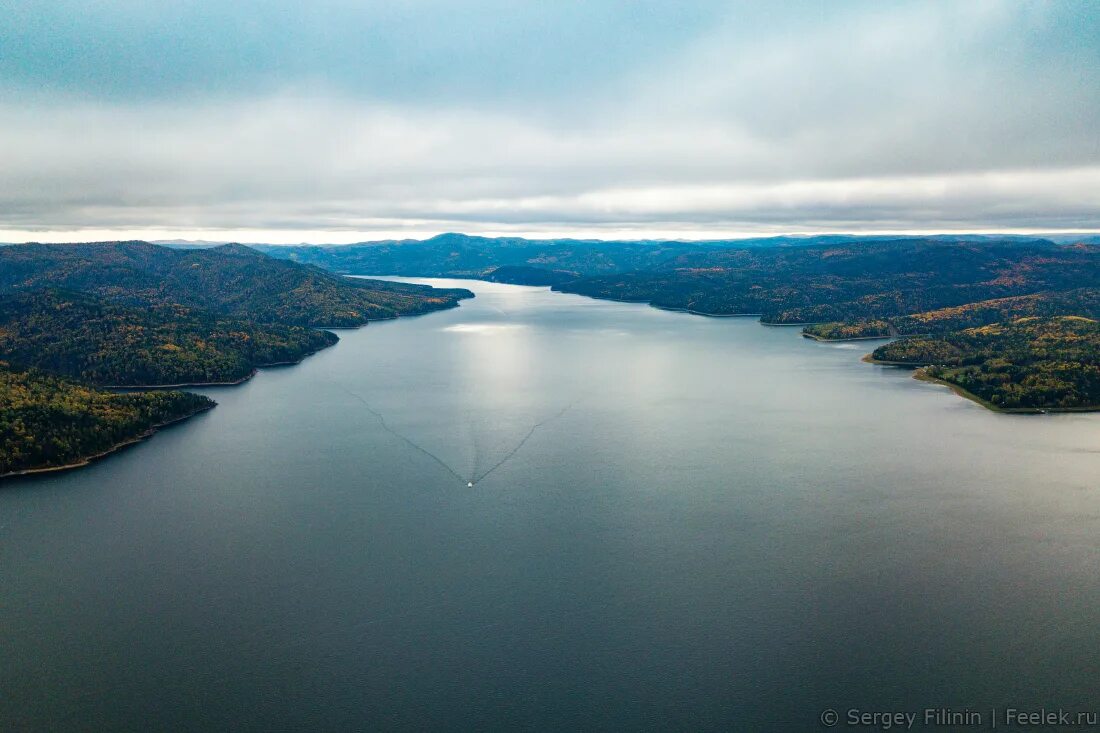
top-left (3, 279), bottom-right (1099, 730)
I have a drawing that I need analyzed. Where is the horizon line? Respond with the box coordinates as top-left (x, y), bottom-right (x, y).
top-left (4, 227), bottom-right (1100, 246)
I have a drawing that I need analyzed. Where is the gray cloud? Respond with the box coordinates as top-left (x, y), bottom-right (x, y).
top-left (1, 1), bottom-right (1098, 240)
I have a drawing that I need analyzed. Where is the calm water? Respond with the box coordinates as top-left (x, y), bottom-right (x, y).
top-left (2, 279), bottom-right (1099, 731)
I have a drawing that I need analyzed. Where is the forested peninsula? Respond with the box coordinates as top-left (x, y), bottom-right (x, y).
top-left (0, 289), bottom-right (339, 387)
top-left (867, 316), bottom-right (1100, 412)
top-left (0, 365), bottom-right (214, 477)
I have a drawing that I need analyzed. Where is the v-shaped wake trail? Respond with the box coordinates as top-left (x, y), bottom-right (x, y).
top-left (334, 383), bottom-right (466, 484)
top-left (335, 383), bottom-right (577, 487)
top-left (470, 402), bottom-right (575, 485)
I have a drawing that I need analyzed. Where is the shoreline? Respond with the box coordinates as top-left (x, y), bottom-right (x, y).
top-left (545, 287), bottom-right (766, 319)
top-left (320, 295), bottom-right (470, 330)
top-left (912, 370), bottom-right (1100, 414)
top-left (282, 274), bottom-right (1100, 417)
top-left (860, 354), bottom-right (927, 367)
top-left (101, 342), bottom-right (338, 389)
top-left (551, 290), bottom-right (763, 319)
top-left (802, 332), bottom-right (892, 342)
top-left (103, 370), bottom-right (256, 390)
top-left (0, 403), bottom-right (215, 480)
top-left (804, 331), bottom-right (930, 342)
top-left (552, 285), bottom-right (1099, 416)
top-left (651, 304), bottom-right (764, 318)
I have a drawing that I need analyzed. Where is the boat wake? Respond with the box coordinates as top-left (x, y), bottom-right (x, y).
top-left (469, 402), bottom-right (574, 485)
top-left (334, 383), bottom-right (466, 484)
top-left (334, 383), bottom-right (575, 487)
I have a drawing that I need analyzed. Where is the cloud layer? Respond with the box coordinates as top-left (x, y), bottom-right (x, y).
top-left (2, 0), bottom-right (1099, 241)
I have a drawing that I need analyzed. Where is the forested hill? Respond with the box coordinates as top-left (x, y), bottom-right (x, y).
top-left (0, 289), bottom-right (339, 387)
top-left (803, 288), bottom-right (1100, 340)
top-left (0, 241), bottom-right (473, 327)
top-left (553, 239), bottom-right (1098, 322)
top-left (0, 241), bottom-right (472, 477)
top-left (869, 317), bottom-right (1100, 411)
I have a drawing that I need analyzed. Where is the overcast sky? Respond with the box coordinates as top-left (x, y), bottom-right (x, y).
top-left (2, 0), bottom-right (1099, 242)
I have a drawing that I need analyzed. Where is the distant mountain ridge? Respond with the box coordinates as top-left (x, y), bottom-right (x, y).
top-left (220, 230), bottom-right (1100, 252)
top-left (252, 232), bottom-right (1098, 282)
top-left (256, 233), bottom-right (713, 278)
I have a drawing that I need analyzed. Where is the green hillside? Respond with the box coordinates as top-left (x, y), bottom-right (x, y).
top-left (0, 289), bottom-right (339, 386)
top-left (1, 365), bottom-right (214, 477)
top-left (0, 241), bottom-right (473, 327)
top-left (804, 288), bottom-right (1100, 340)
top-left (556, 240), bottom-right (1098, 322)
top-left (871, 317), bottom-right (1100, 410)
